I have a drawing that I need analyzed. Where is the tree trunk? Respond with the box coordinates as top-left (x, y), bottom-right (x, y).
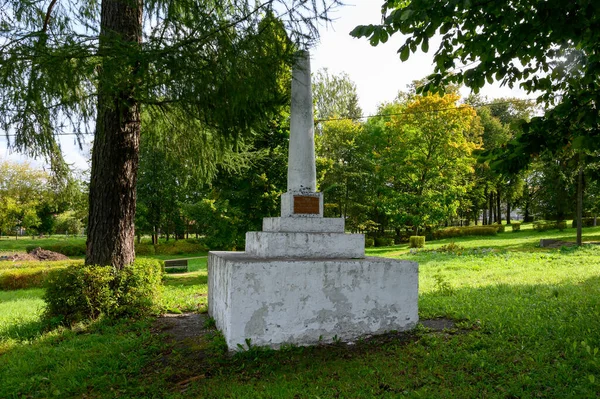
top-left (506, 201), bottom-right (511, 225)
top-left (576, 166), bottom-right (583, 246)
top-left (488, 193), bottom-right (493, 225)
top-left (496, 187), bottom-right (501, 224)
top-left (86, 0), bottom-right (143, 268)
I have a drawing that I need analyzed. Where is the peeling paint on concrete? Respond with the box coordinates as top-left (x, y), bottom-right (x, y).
top-left (208, 252), bottom-right (419, 349)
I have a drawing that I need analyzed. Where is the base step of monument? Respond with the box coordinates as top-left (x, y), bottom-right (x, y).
top-left (262, 217), bottom-right (345, 233)
top-left (245, 231), bottom-right (365, 258)
top-left (208, 251), bottom-right (419, 349)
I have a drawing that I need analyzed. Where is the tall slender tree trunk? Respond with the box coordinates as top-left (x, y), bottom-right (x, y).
top-left (488, 193), bottom-right (493, 225)
top-left (506, 201), bottom-right (511, 225)
top-left (86, 0), bottom-right (143, 268)
top-left (576, 165), bottom-right (583, 246)
top-left (496, 187), bottom-right (501, 224)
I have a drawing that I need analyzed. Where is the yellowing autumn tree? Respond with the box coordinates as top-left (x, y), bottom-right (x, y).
top-left (367, 92), bottom-right (482, 233)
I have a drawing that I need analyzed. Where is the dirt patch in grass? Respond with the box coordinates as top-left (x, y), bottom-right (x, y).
top-left (421, 317), bottom-right (456, 331)
top-left (154, 313), bottom-right (210, 342)
top-left (3, 248), bottom-right (69, 261)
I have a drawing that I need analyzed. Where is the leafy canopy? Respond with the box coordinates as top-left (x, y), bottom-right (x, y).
top-left (351, 0), bottom-right (600, 160)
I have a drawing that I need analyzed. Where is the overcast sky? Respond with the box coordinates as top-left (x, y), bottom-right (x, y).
top-left (1, 0), bottom-right (533, 171)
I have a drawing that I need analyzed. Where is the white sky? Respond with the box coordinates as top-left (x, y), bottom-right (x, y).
top-left (1, 0), bottom-right (534, 171)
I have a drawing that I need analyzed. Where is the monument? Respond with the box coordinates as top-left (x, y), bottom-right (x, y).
top-left (208, 50), bottom-right (418, 349)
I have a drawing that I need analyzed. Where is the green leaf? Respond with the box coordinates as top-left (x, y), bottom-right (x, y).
top-left (400, 46), bottom-right (410, 61)
top-left (421, 38), bottom-right (429, 52)
top-left (400, 10), bottom-right (414, 21)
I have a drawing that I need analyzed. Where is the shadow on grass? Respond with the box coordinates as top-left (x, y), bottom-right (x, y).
top-left (1, 319), bottom-right (44, 342)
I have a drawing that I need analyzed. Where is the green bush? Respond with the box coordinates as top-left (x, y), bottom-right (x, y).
top-left (496, 223), bottom-right (505, 233)
top-left (409, 236), bottom-right (425, 248)
top-left (432, 226), bottom-right (498, 240)
top-left (374, 237), bottom-right (394, 247)
top-left (153, 240), bottom-right (207, 255)
top-left (0, 260), bottom-right (81, 290)
top-left (510, 222), bottom-right (521, 232)
top-left (533, 220), bottom-right (566, 231)
top-left (571, 217), bottom-right (596, 228)
top-left (365, 238), bottom-right (375, 247)
top-left (44, 259), bottom-right (163, 325)
top-left (135, 243), bottom-right (155, 255)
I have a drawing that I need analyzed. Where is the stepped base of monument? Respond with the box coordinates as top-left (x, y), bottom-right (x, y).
top-left (245, 231), bottom-right (365, 258)
top-left (208, 251), bottom-right (419, 349)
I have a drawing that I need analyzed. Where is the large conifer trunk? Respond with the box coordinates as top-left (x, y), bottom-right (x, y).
top-left (86, 0), bottom-right (142, 268)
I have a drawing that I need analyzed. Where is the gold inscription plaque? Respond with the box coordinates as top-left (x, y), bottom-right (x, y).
top-left (293, 196), bottom-right (320, 214)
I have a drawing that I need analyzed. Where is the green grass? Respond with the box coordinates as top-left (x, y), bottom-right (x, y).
top-left (0, 226), bottom-right (599, 398)
top-left (0, 289), bottom-right (45, 350)
top-left (0, 235), bottom-right (87, 253)
top-left (160, 258), bottom-right (208, 313)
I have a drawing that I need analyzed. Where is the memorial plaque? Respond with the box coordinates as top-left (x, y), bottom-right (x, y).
top-left (293, 196), bottom-right (320, 214)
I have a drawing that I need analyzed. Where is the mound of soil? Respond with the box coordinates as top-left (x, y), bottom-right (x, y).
top-left (4, 247), bottom-right (70, 262)
top-left (8, 252), bottom-right (37, 261)
top-left (29, 247), bottom-right (69, 261)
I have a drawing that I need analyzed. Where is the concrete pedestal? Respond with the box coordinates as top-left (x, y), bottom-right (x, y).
top-left (208, 252), bottom-right (419, 349)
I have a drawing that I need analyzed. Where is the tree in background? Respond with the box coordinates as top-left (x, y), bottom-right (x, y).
top-left (366, 91), bottom-right (482, 234)
top-left (0, 160), bottom-right (48, 237)
top-left (316, 118), bottom-right (374, 231)
top-left (0, 159), bottom-right (87, 237)
top-left (313, 69), bottom-right (363, 121)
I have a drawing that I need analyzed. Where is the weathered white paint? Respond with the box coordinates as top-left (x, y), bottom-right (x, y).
top-left (263, 217), bottom-right (345, 233)
top-left (245, 231), bottom-right (365, 259)
top-left (287, 50), bottom-right (316, 193)
top-left (280, 192), bottom-right (323, 218)
top-left (208, 252), bottom-right (419, 349)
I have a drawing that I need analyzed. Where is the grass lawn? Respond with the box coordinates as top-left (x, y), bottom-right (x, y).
top-left (0, 226), bottom-right (599, 398)
top-left (0, 235), bottom-right (87, 253)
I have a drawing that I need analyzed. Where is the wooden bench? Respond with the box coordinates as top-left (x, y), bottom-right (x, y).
top-left (164, 259), bottom-right (189, 273)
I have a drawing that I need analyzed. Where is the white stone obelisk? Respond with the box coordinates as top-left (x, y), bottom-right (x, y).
top-left (288, 50), bottom-right (317, 193)
top-left (280, 50), bottom-right (323, 218)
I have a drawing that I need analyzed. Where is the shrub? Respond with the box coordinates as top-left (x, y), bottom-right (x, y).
top-left (496, 223), bottom-right (505, 233)
top-left (533, 220), bottom-right (566, 231)
top-left (438, 242), bottom-right (464, 253)
top-left (409, 236), bottom-right (425, 248)
top-left (135, 243), bottom-right (155, 256)
top-left (571, 217), bottom-right (596, 228)
top-left (44, 259), bottom-right (163, 325)
top-left (365, 238), bottom-right (375, 247)
top-left (0, 260), bottom-right (81, 290)
top-left (511, 222), bottom-right (521, 232)
top-left (374, 237), bottom-right (394, 247)
top-left (431, 226), bottom-right (498, 240)
top-left (153, 240), bottom-right (207, 255)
